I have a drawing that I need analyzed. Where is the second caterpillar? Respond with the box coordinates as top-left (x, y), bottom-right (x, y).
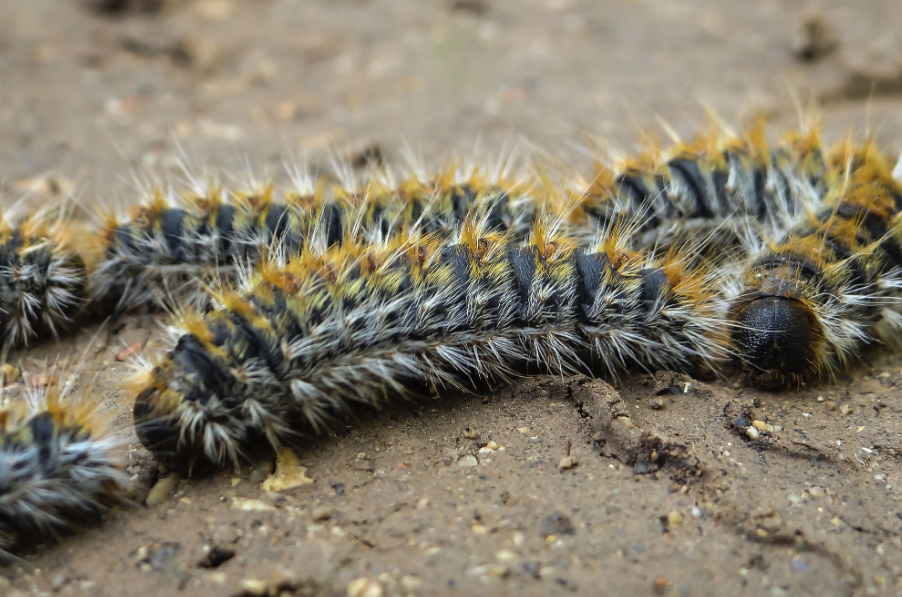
top-left (130, 216), bottom-right (726, 468)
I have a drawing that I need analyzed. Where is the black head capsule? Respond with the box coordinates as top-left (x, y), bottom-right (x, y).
top-left (731, 297), bottom-right (819, 388)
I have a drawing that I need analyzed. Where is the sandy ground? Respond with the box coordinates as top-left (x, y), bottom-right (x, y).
top-left (2, 0), bottom-right (902, 595)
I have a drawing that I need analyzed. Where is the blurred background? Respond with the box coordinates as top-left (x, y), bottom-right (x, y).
top-left (3, 0), bottom-right (902, 200)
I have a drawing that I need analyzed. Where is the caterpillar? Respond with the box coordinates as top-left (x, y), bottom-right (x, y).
top-left (726, 139), bottom-right (902, 387)
top-left (6, 118), bottom-right (902, 575)
top-left (130, 213), bottom-right (726, 468)
top-left (0, 365), bottom-right (124, 560)
top-left (89, 155), bottom-right (543, 313)
top-left (559, 119), bottom-right (831, 256)
top-left (0, 206), bottom-right (89, 351)
top-left (91, 121), bottom-right (832, 319)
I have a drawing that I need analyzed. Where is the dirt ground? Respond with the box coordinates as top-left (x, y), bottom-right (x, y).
top-left (3, 0), bottom-right (902, 595)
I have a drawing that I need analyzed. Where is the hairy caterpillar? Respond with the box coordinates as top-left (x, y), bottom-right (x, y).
top-left (0, 207), bottom-right (89, 350)
top-left (8, 118), bottom-right (902, 578)
top-left (0, 366), bottom-right (124, 560)
top-left (726, 140), bottom-right (902, 387)
top-left (92, 122), bottom-right (831, 320)
top-left (130, 214), bottom-right (726, 468)
top-left (89, 156), bottom-right (542, 313)
top-left (560, 119), bottom-right (831, 255)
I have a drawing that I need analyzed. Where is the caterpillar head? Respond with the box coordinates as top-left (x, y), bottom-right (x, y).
top-left (730, 296), bottom-right (821, 388)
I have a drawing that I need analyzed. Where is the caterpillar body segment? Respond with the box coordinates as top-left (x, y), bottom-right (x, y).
top-left (91, 161), bottom-right (545, 313)
top-left (0, 210), bottom-right (89, 350)
top-left (335, 152), bottom-right (544, 242)
top-left (0, 372), bottom-right (124, 559)
top-left (89, 183), bottom-right (340, 312)
top-left (727, 140), bottom-right (902, 387)
top-left (131, 216), bottom-right (727, 469)
top-left (565, 122), bottom-right (830, 254)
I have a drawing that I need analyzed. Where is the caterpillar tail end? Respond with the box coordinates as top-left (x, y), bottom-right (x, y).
top-left (129, 361), bottom-right (208, 470)
top-left (129, 357), bottom-right (247, 472)
top-left (133, 386), bottom-right (183, 466)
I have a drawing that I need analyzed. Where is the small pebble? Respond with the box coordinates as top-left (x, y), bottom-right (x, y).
top-left (467, 564), bottom-right (509, 578)
top-left (538, 566), bottom-right (556, 579)
top-left (231, 498), bottom-right (276, 512)
top-left (204, 572), bottom-right (227, 584)
top-left (667, 511), bottom-right (683, 528)
top-left (478, 441), bottom-right (501, 454)
top-left (313, 507), bottom-right (333, 521)
top-left (807, 486), bottom-right (824, 498)
top-left (653, 577), bottom-right (669, 593)
top-left (0, 364), bottom-right (21, 386)
top-left (746, 426), bottom-right (760, 440)
top-left (146, 473), bottom-right (180, 507)
top-left (457, 455), bottom-right (478, 467)
top-left (240, 580), bottom-right (267, 596)
top-left (558, 456), bottom-right (578, 470)
top-left (839, 404), bottom-right (852, 415)
top-left (826, 401), bottom-right (837, 411)
top-left (347, 578), bottom-right (383, 597)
